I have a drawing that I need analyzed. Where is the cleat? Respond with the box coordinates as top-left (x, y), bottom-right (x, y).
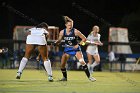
top-left (59, 77), bottom-right (67, 81)
top-left (16, 72), bottom-right (22, 79)
top-left (89, 76), bottom-right (96, 82)
top-left (48, 75), bottom-right (53, 82)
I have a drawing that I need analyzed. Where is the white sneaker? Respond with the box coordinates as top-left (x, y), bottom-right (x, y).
top-left (89, 76), bottom-right (96, 82)
top-left (48, 75), bottom-right (53, 82)
top-left (16, 72), bottom-right (22, 79)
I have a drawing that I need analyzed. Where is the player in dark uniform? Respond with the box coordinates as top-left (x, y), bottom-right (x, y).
top-left (54, 16), bottom-right (95, 81)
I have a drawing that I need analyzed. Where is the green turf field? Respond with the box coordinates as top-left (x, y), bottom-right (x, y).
top-left (0, 69), bottom-right (140, 93)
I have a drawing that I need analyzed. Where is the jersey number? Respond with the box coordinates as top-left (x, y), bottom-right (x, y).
top-left (68, 41), bottom-right (72, 45)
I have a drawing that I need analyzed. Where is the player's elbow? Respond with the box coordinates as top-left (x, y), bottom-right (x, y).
top-left (82, 38), bottom-right (86, 42)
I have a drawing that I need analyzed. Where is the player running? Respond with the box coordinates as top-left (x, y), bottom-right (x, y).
top-left (54, 16), bottom-right (96, 82)
top-left (16, 22), bottom-right (53, 82)
top-left (86, 25), bottom-right (103, 80)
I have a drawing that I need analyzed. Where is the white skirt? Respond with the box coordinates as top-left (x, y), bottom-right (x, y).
top-left (86, 45), bottom-right (98, 55)
top-left (26, 35), bottom-right (47, 45)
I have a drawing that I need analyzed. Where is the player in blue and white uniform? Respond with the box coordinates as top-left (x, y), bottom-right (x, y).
top-left (54, 16), bottom-right (95, 81)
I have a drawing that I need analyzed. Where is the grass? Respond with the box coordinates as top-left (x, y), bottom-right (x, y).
top-left (0, 69), bottom-right (140, 93)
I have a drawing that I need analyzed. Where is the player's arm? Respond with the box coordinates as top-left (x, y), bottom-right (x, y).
top-left (96, 41), bottom-right (103, 46)
top-left (54, 30), bottom-right (64, 45)
top-left (75, 29), bottom-right (86, 46)
top-left (44, 32), bottom-right (49, 41)
top-left (95, 34), bottom-right (103, 46)
top-left (85, 40), bottom-right (101, 45)
top-left (86, 34), bottom-right (103, 46)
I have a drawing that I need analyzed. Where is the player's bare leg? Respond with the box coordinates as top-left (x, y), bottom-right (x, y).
top-left (90, 54), bottom-right (100, 73)
top-left (76, 51), bottom-right (96, 82)
top-left (38, 45), bottom-right (53, 82)
top-left (16, 44), bottom-right (34, 79)
top-left (59, 53), bottom-right (70, 81)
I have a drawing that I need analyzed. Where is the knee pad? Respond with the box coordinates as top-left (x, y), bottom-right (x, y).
top-left (79, 58), bottom-right (85, 62)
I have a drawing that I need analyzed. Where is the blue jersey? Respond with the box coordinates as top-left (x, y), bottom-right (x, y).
top-left (63, 28), bottom-right (81, 56)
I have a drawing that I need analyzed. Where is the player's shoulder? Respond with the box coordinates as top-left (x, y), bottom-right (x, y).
top-left (29, 27), bottom-right (35, 31)
top-left (73, 28), bottom-right (80, 34)
top-left (43, 29), bottom-right (49, 34)
top-left (74, 28), bottom-right (83, 36)
top-left (74, 28), bottom-right (79, 31)
top-left (59, 29), bottom-right (64, 35)
top-left (60, 29), bottom-right (64, 33)
top-left (97, 33), bottom-right (101, 37)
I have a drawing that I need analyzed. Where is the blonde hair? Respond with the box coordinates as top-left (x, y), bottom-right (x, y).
top-left (93, 25), bottom-right (100, 32)
top-left (93, 25), bottom-right (99, 30)
top-left (63, 16), bottom-right (73, 24)
top-left (90, 25), bottom-right (100, 34)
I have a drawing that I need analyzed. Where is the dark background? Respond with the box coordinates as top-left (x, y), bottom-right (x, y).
top-left (0, 0), bottom-right (140, 41)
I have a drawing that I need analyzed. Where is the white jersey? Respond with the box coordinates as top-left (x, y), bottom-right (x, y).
top-left (86, 33), bottom-right (101, 55)
top-left (26, 27), bottom-right (49, 45)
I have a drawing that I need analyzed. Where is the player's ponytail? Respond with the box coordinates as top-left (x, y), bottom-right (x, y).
top-left (63, 16), bottom-right (73, 24)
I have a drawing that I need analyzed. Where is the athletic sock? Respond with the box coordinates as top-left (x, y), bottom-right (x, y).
top-left (91, 61), bottom-right (99, 70)
top-left (82, 64), bottom-right (90, 78)
top-left (87, 63), bottom-right (91, 70)
top-left (61, 68), bottom-right (67, 78)
top-left (87, 63), bottom-right (93, 74)
top-left (44, 59), bottom-right (52, 76)
top-left (18, 57), bottom-right (28, 73)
